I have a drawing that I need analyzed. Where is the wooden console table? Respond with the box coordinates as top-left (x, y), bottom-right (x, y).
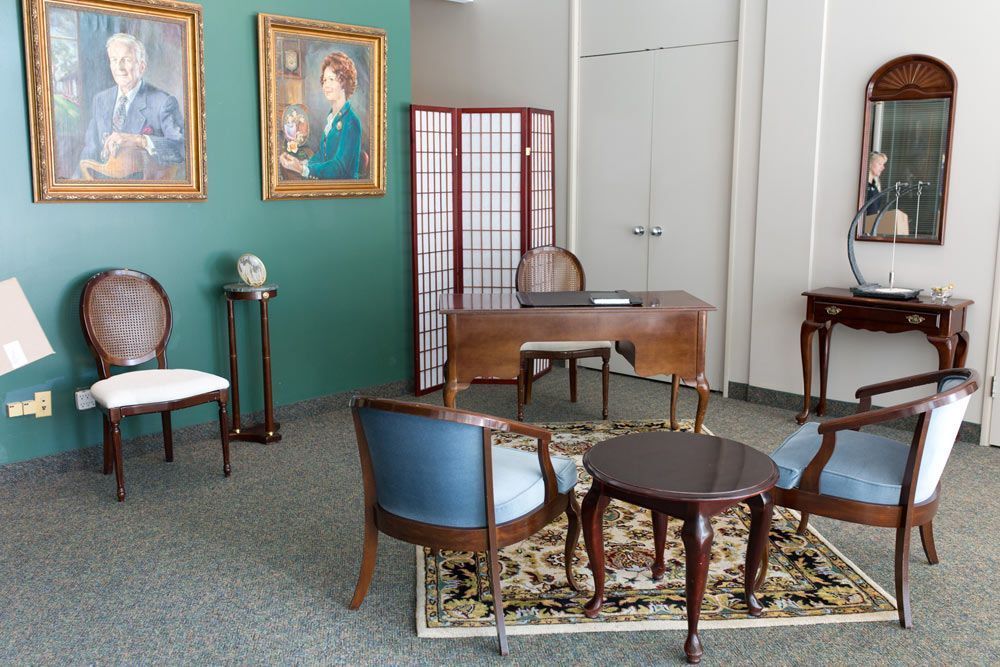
top-left (797, 287), bottom-right (972, 424)
top-left (440, 290), bottom-right (716, 432)
top-left (224, 283), bottom-right (281, 443)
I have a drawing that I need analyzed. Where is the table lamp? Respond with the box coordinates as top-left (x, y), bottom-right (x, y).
top-left (0, 278), bottom-right (54, 377)
top-left (846, 181), bottom-right (923, 300)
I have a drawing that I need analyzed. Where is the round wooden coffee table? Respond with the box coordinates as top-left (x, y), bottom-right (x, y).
top-left (581, 431), bottom-right (778, 664)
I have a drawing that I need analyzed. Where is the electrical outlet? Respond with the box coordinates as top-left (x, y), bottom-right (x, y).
top-left (34, 391), bottom-right (52, 418)
top-left (6, 391), bottom-right (52, 418)
top-left (75, 389), bottom-right (96, 410)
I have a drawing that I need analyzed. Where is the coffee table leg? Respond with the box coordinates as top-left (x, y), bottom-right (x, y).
top-left (681, 512), bottom-right (714, 664)
top-left (651, 511), bottom-right (669, 579)
top-left (582, 483), bottom-right (610, 618)
top-left (744, 491), bottom-right (773, 617)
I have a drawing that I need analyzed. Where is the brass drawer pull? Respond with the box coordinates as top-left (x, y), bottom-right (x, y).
top-left (906, 314), bottom-right (925, 324)
top-left (825, 306), bottom-right (842, 315)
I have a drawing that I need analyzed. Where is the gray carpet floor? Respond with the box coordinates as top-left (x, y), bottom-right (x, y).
top-left (1, 368), bottom-right (998, 665)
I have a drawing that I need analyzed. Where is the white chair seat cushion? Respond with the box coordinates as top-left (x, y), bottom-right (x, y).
top-left (520, 340), bottom-right (613, 352)
top-left (91, 369), bottom-right (229, 409)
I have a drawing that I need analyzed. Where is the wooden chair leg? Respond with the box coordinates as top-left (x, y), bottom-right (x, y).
top-left (111, 419), bottom-right (125, 502)
top-left (796, 512), bottom-right (810, 535)
top-left (516, 364), bottom-right (526, 422)
top-left (349, 504), bottom-right (380, 609)
top-left (601, 352), bottom-right (610, 420)
top-left (919, 521), bottom-right (939, 564)
top-left (895, 525), bottom-right (913, 628)
top-left (102, 414), bottom-right (112, 475)
top-left (569, 358), bottom-right (578, 402)
top-left (218, 400), bottom-right (232, 476)
top-left (486, 544), bottom-right (509, 656)
top-left (524, 359), bottom-right (534, 404)
top-left (161, 412), bottom-right (174, 462)
top-left (564, 494), bottom-right (582, 591)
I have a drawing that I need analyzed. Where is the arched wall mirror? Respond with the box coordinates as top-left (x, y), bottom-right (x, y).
top-left (856, 54), bottom-right (956, 245)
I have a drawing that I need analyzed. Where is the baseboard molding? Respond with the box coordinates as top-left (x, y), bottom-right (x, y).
top-left (0, 379), bottom-right (410, 482)
top-left (728, 381), bottom-right (981, 444)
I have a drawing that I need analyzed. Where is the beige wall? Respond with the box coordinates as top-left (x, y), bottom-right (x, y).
top-left (736, 0), bottom-right (1000, 423)
top-left (410, 0), bottom-right (570, 244)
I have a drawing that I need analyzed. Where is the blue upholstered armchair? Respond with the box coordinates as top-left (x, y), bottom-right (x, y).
top-left (348, 397), bottom-right (581, 655)
top-left (770, 368), bottom-right (978, 628)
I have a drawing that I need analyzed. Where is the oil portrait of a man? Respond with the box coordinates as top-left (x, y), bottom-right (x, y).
top-left (23, 0), bottom-right (206, 201)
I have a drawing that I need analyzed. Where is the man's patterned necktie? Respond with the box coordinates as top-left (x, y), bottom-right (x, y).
top-left (112, 95), bottom-right (128, 132)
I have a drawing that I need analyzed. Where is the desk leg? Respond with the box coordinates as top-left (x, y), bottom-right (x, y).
top-left (582, 484), bottom-right (610, 618)
top-left (927, 334), bottom-right (956, 370)
top-left (681, 512), bottom-right (714, 664)
top-left (796, 320), bottom-right (823, 424)
top-left (954, 331), bottom-right (970, 367)
top-left (226, 299), bottom-right (241, 433)
top-left (744, 491), bottom-right (772, 617)
top-left (817, 322), bottom-right (833, 417)
top-left (694, 374), bottom-right (709, 434)
top-left (669, 375), bottom-right (679, 431)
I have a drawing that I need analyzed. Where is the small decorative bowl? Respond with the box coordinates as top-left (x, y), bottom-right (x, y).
top-left (930, 284), bottom-right (954, 301)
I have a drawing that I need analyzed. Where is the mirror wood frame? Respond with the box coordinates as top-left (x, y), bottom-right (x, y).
top-left (857, 54), bottom-right (957, 246)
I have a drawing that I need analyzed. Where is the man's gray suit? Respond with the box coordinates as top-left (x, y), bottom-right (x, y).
top-left (76, 81), bottom-right (185, 177)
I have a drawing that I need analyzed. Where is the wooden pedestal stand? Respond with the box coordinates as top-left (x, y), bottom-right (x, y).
top-left (224, 283), bottom-right (281, 444)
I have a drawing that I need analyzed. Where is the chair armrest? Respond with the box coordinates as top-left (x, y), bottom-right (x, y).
top-left (855, 369), bottom-right (962, 400)
top-left (504, 420), bottom-right (559, 505)
top-left (351, 396), bottom-right (514, 431)
top-left (821, 371), bottom-right (977, 435)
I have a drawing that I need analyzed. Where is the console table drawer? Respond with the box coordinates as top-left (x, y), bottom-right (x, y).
top-left (814, 301), bottom-right (939, 332)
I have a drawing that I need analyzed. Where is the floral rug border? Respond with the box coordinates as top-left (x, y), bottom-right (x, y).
top-left (415, 420), bottom-right (898, 638)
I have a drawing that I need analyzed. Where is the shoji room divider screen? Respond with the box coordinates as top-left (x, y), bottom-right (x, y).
top-left (410, 105), bottom-right (556, 395)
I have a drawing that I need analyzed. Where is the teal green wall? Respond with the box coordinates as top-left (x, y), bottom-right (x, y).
top-left (0, 0), bottom-right (412, 464)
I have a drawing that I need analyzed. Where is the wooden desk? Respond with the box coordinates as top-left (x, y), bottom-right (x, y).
top-left (797, 287), bottom-right (972, 424)
top-left (440, 290), bottom-right (716, 432)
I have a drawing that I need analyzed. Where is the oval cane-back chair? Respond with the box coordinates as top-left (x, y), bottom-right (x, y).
top-left (770, 368), bottom-right (978, 628)
top-left (79, 269), bottom-right (231, 502)
top-left (348, 397), bottom-right (581, 655)
top-left (515, 246), bottom-right (612, 421)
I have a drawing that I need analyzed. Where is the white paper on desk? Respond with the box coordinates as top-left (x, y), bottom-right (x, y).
top-left (0, 278), bottom-right (54, 376)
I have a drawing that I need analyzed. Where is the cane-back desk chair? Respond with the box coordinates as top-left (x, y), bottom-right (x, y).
top-left (79, 269), bottom-right (231, 502)
top-left (515, 246), bottom-right (612, 421)
top-left (770, 368), bottom-right (978, 628)
top-left (349, 397), bottom-right (581, 655)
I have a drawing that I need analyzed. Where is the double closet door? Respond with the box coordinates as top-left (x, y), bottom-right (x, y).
top-left (576, 41), bottom-right (736, 389)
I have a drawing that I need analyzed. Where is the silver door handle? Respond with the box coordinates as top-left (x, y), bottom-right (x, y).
top-left (632, 226), bottom-right (646, 236)
top-left (650, 226), bottom-right (663, 237)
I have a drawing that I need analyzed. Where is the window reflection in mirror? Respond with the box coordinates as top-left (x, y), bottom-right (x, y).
top-left (856, 55), bottom-right (955, 246)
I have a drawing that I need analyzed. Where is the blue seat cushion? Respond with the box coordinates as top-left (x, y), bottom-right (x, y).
top-left (771, 422), bottom-right (910, 506)
top-left (492, 447), bottom-right (577, 525)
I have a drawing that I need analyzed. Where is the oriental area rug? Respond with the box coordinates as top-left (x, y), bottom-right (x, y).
top-left (416, 419), bottom-right (897, 638)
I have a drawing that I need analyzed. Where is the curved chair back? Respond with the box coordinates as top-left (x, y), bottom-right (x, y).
top-left (80, 269), bottom-right (172, 377)
top-left (914, 370), bottom-right (976, 502)
top-left (516, 246), bottom-right (585, 292)
top-left (354, 399), bottom-right (505, 528)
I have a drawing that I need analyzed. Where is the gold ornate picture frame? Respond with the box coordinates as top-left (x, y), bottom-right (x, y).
top-left (22, 0), bottom-right (207, 202)
top-left (258, 13), bottom-right (386, 200)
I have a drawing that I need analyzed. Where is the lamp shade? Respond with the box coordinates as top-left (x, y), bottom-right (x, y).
top-left (0, 278), bottom-right (54, 376)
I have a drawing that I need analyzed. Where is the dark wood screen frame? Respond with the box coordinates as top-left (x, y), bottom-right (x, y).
top-left (410, 105), bottom-right (556, 395)
top-left (856, 54), bottom-right (957, 246)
